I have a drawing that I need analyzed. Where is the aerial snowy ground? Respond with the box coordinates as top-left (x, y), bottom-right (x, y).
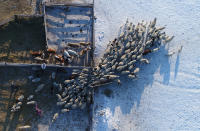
top-left (93, 0), bottom-right (200, 131)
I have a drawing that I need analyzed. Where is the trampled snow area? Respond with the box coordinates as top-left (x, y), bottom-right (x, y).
top-left (93, 0), bottom-right (200, 131)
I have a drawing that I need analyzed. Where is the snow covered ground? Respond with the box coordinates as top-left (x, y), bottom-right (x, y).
top-left (93, 0), bottom-right (200, 131)
top-left (45, 5), bottom-right (93, 51)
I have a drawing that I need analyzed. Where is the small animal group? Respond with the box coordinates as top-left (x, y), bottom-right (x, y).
top-left (31, 42), bottom-right (92, 65)
top-left (11, 94), bottom-right (36, 113)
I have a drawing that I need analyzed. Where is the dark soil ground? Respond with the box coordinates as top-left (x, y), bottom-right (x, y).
top-left (0, 66), bottom-right (69, 131)
top-left (0, 0), bottom-right (33, 23)
top-left (0, 17), bottom-right (46, 64)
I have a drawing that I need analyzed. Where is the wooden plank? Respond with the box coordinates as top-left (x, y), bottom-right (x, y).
top-left (45, 3), bottom-right (93, 8)
top-left (15, 14), bottom-right (43, 17)
top-left (91, 1), bottom-right (95, 67)
top-left (0, 62), bottom-right (91, 69)
top-left (43, 4), bottom-right (49, 50)
top-left (89, 1), bottom-right (94, 131)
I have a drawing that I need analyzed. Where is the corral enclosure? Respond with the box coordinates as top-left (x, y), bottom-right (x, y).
top-left (0, 3), bottom-right (95, 67)
top-left (0, 66), bottom-right (91, 131)
top-left (0, 1), bottom-right (94, 130)
top-left (44, 4), bottom-right (94, 67)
